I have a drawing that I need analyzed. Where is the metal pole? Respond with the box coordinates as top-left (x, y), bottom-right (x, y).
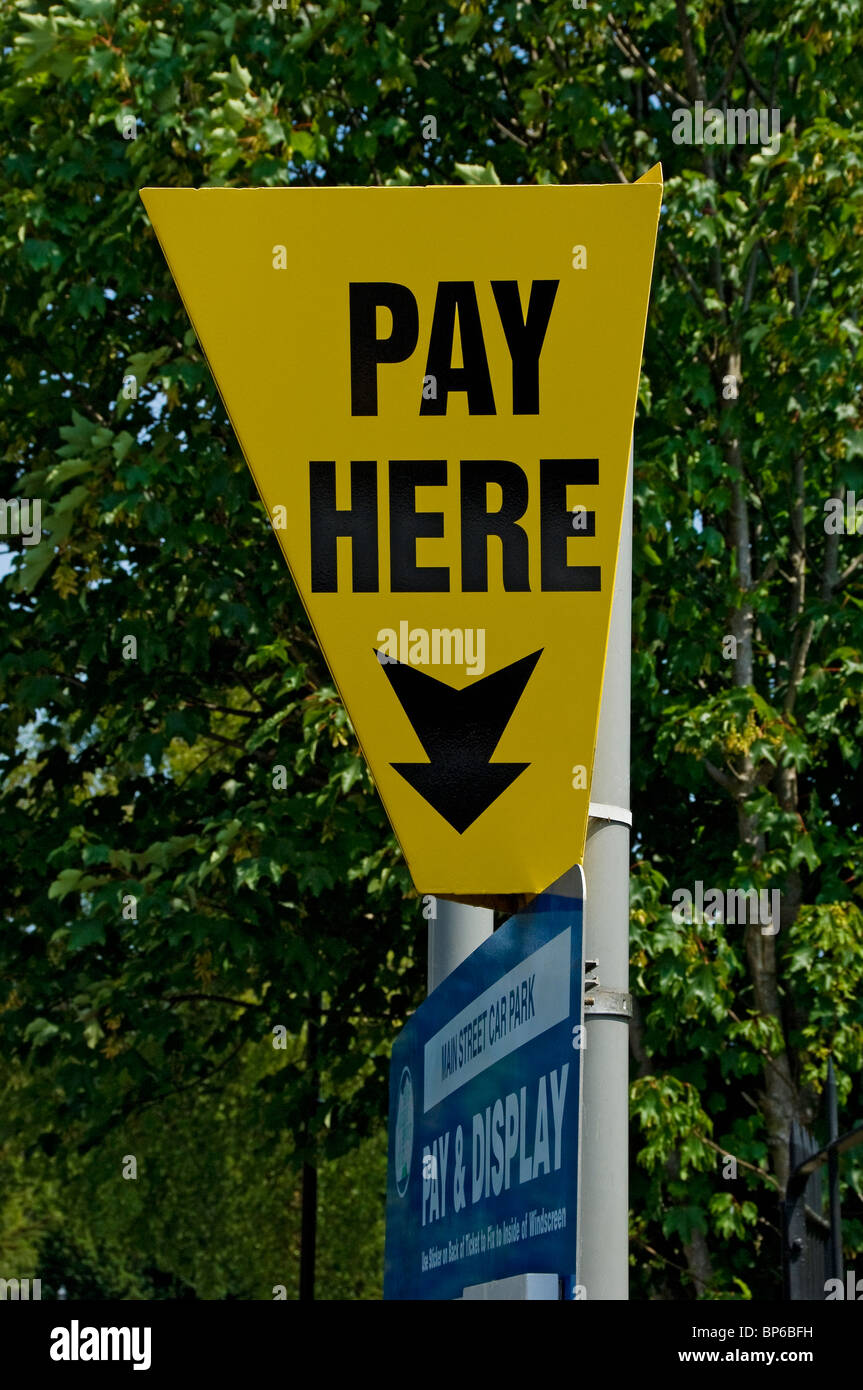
top-left (299, 998), bottom-right (320, 1301)
top-left (552, 445), bottom-right (633, 1301)
top-left (427, 896), bottom-right (492, 995)
top-left (827, 1056), bottom-right (842, 1283)
top-left (433, 446), bottom-right (632, 1302)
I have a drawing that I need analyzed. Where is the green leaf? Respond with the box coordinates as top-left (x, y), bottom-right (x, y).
top-left (289, 129), bottom-right (315, 158)
top-left (453, 161), bottom-right (501, 186)
top-left (48, 869), bottom-right (84, 901)
top-left (70, 921), bottom-right (107, 950)
top-left (790, 833), bottom-right (820, 872)
top-left (24, 1018), bottom-right (60, 1046)
top-left (9, 539), bottom-right (55, 593)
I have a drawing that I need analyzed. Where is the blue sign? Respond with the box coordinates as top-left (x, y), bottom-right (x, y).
top-left (384, 889), bottom-right (584, 1300)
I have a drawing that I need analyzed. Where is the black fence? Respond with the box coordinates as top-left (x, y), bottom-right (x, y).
top-left (783, 1059), bottom-right (863, 1300)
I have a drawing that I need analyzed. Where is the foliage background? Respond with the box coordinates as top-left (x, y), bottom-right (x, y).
top-left (1, 0), bottom-right (861, 1299)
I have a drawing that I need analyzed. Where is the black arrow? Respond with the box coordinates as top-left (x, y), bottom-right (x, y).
top-left (375, 648), bottom-right (542, 833)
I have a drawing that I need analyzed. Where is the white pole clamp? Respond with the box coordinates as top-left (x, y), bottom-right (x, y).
top-left (588, 801), bottom-right (633, 829)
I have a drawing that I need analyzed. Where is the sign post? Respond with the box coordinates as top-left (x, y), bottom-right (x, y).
top-left (570, 447), bottom-right (634, 1301)
top-left (143, 174), bottom-right (660, 1300)
top-left (428, 898), bottom-right (492, 997)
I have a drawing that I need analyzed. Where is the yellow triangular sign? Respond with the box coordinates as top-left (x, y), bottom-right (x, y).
top-left (141, 177), bottom-right (662, 902)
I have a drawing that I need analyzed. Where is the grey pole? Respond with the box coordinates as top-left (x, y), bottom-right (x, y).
top-left (826, 1056), bottom-right (842, 1283)
top-left (427, 897), bottom-right (492, 995)
top-left (551, 444), bottom-right (633, 1301)
top-left (580, 445), bottom-right (633, 1300)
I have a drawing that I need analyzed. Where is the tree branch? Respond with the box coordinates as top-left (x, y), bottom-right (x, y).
top-left (694, 1131), bottom-right (781, 1191)
top-left (162, 992), bottom-right (266, 1010)
top-left (664, 240), bottom-right (712, 320)
top-left (599, 137), bottom-right (628, 183)
top-left (833, 551), bottom-right (863, 593)
top-left (605, 15), bottom-right (689, 106)
top-left (675, 0), bottom-right (707, 102)
top-left (719, 5), bottom-right (770, 104)
top-left (704, 758), bottom-right (738, 794)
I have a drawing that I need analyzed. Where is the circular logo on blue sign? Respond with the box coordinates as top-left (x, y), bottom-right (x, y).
top-left (395, 1066), bottom-right (414, 1198)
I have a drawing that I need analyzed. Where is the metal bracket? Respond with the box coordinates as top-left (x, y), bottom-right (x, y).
top-left (582, 959), bottom-right (632, 1017)
top-left (584, 988), bottom-right (633, 1019)
top-left (588, 801), bottom-right (633, 829)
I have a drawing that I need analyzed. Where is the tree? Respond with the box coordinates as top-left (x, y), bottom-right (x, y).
top-left (1, 0), bottom-right (861, 1299)
top-left (1, 1035), bottom-right (388, 1299)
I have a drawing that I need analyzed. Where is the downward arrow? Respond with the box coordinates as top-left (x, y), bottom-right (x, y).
top-left (376, 649), bottom-right (542, 833)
